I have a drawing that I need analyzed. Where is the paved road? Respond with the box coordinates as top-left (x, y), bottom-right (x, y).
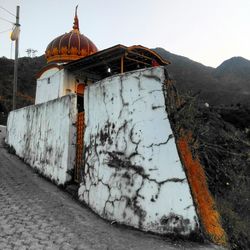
top-left (0, 126), bottom-right (224, 250)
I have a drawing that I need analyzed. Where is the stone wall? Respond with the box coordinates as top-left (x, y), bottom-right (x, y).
top-left (79, 67), bottom-right (200, 236)
top-left (6, 94), bottom-right (77, 185)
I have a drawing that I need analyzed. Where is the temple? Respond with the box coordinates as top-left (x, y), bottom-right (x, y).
top-left (5, 7), bottom-right (227, 245)
top-left (34, 7), bottom-right (170, 183)
top-left (36, 7), bottom-right (169, 105)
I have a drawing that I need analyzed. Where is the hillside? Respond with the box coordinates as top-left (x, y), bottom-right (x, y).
top-left (0, 55), bottom-right (46, 123)
top-left (0, 49), bottom-right (250, 123)
top-left (154, 48), bottom-right (250, 106)
top-left (166, 82), bottom-right (250, 250)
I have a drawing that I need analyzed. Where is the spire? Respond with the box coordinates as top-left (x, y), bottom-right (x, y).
top-left (73, 5), bottom-right (79, 30)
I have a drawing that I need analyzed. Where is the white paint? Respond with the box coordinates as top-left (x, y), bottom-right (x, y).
top-left (39, 67), bottom-right (60, 79)
top-left (6, 94), bottom-right (77, 185)
top-left (79, 67), bottom-right (199, 236)
top-left (35, 68), bottom-right (77, 104)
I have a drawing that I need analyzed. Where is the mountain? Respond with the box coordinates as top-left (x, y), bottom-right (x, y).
top-left (0, 49), bottom-right (250, 124)
top-left (154, 48), bottom-right (250, 106)
top-left (0, 56), bottom-right (46, 123)
top-left (214, 57), bottom-right (250, 94)
top-left (215, 56), bottom-right (250, 78)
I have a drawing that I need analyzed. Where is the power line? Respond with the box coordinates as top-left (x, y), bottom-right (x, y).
top-left (0, 28), bottom-right (11, 34)
top-left (0, 16), bottom-right (14, 24)
top-left (0, 6), bottom-right (16, 17)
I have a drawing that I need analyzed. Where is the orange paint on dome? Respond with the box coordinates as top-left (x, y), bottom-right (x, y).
top-left (45, 6), bottom-right (98, 63)
top-left (177, 132), bottom-right (227, 246)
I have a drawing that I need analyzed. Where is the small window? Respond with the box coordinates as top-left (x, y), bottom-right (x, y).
top-left (47, 77), bottom-right (50, 84)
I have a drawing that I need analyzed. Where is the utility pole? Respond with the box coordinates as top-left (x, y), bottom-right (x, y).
top-left (12, 6), bottom-right (20, 110)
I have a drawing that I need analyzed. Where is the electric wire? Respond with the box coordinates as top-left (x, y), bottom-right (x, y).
top-left (0, 16), bottom-right (14, 24)
top-left (0, 28), bottom-right (11, 34)
top-left (0, 6), bottom-right (16, 17)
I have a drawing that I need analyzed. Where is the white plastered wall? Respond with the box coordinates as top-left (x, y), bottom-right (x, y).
top-left (35, 68), bottom-right (76, 104)
top-left (79, 67), bottom-right (200, 236)
top-left (6, 94), bottom-right (77, 185)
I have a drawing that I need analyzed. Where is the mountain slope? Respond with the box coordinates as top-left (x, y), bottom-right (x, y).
top-left (214, 57), bottom-right (250, 94)
top-left (0, 55), bottom-right (46, 124)
top-left (154, 48), bottom-right (250, 106)
top-left (0, 49), bottom-right (250, 119)
top-left (0, 56), bottom-right (46, 111)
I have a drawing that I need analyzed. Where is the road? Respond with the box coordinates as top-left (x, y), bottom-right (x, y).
top-left (0, 125), bottom-right (224, 250)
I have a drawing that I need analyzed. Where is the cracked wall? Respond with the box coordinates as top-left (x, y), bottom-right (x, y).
top-left (79, 67), bottom-right (200, 236)
top-left (6, 94), bottom-right (77, 185)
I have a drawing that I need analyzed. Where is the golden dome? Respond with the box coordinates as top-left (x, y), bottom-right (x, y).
top-left (45, 6), bottom-right (98, 64)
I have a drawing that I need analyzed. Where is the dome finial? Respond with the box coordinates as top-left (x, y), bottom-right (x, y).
top-left (45, 4), bottom-right (98, 63)
top-left (73, 5), bottom-right (79, 30)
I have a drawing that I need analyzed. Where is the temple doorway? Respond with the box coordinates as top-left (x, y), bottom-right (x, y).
top-left (75, 83), bottom-right (85, 182)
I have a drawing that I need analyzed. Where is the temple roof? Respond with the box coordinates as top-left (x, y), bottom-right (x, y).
top-left (64, 44), bottom-right (170, 81)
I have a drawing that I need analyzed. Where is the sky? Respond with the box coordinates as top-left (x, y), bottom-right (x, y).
top-left (0, 0), bottom-right (249, 67)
